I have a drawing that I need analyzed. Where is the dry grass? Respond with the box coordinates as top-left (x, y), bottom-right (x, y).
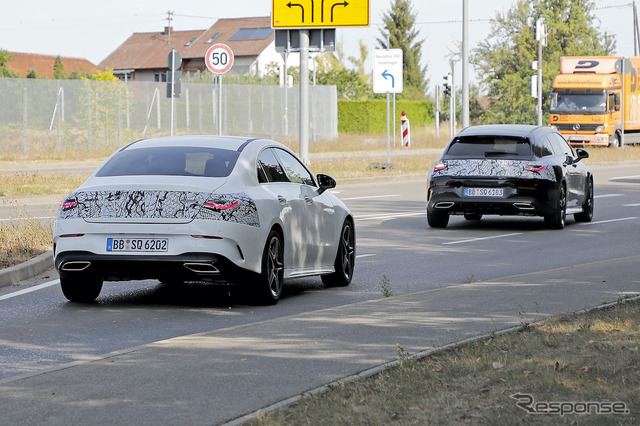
top-left (0, 214), bottom-right (52, 269)
top-left (248, 299), bottom-right (640, 425)
top-left (0, 172), bottom-right (88, 197)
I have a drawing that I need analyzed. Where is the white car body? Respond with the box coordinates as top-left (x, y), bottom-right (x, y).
top-left (53, 136), bottom-right (355, 304)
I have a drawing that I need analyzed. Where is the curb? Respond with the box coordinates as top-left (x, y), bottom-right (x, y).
top-left (0, 250), bottom-right (53, 288)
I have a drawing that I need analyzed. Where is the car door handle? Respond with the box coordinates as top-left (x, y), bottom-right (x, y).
top-left (277, 195), bottom-right (287, 205)
top-left (304, 196), bottom-right (313, 205)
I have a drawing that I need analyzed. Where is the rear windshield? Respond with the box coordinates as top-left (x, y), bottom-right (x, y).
top-left (444, 136), bottom-right (532, 159)
top-left (96, 147), bottom-right (240, 177)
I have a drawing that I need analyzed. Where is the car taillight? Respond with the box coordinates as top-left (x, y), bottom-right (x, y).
top-left (61, 197), bottom-right (78, 211)
top-left (433, 162), bottom-right (446, 172)
top-left (203, 199), bottom-right (239, 211)
top-left (525, 165), bottom-right (546, 172)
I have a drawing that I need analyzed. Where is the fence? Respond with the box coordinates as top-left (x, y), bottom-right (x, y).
top-left (0, 78), bottom-right (338, 155)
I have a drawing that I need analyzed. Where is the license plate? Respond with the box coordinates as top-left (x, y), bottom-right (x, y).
top-left (464, 188), bottom-right (504, 197)
top-left (106, 238), bottom-right (168, 252)
top-left (569, 136), bottom-right (584, 141)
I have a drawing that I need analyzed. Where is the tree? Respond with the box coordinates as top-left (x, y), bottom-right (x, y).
top-left (53, 56), bottom-right (67, 79)
top-left (0, 50), bottom-right (18, 78)
top-left (347, 40), bottom-right (370, 84)
top-left (377, 0), bottom-right (428, 98)
top-left (473, 0), bottom-right (615, 124)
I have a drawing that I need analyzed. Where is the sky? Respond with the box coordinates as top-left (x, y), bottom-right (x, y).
top-left (1, 0), bottom-right (633, 94)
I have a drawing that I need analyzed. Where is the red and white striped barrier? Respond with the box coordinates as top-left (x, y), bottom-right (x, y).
top-left (401, 111), bottom-right (410, 148)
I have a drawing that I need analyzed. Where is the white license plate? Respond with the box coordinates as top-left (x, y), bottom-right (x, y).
top-left (464, 188), bottom-right (504, 197)
top-left (569, 136), bottom-right (584, 141)
top-left (106, 238), bottom-right (168, 252)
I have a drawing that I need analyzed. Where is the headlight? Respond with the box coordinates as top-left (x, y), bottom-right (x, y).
top-left (595, 125), bottom-right (604, 132)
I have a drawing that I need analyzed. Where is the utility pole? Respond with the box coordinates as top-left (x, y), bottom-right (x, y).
top-left (450, 60), bottom-right (457, 137)
top-left (536, 17), bottom-right (546, 126)
top-left (461, 0), bottom-right (470, 129)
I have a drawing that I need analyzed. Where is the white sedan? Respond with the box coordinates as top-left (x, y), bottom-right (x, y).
top-left (53, 136), bottom-right (355, 305)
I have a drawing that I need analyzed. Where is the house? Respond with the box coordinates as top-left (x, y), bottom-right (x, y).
top-left (99, 16), bottom-right (284, 82)
top-left (5, 52), bottom-right (101, 79)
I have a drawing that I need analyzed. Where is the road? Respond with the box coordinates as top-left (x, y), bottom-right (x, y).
top-left (0, 162), bottom-right (639, 424)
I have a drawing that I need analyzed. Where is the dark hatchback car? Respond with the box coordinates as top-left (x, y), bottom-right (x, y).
top-left (426, 125), bottom-right (593, 229)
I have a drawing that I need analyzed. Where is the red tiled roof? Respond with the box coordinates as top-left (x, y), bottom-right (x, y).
top-left (99, 16), bottom-right (274, 71)
top-left (6, 52), bottom-right (101, 79)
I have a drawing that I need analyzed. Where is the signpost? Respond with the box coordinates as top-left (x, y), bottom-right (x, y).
top-left (272, 0), bottom-right (369, 28)
top-left (167, 49), bottom-right (182, 136)
top-left (205, 43), bottom-right (234, 135)
top-left (373, 49), bottom-right (404, 164)
top-left (272, 0), bottom-right (370, 163)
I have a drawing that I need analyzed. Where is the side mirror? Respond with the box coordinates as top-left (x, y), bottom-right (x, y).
top-left (317, 173), bottom-right (336, 194)
top-left (575, 148), bottom-right (589, 162)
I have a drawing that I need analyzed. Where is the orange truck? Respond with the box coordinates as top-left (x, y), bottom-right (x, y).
top-left (549, 56), bottom-right (640, 147)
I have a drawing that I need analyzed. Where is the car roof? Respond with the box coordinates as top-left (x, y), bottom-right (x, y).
top-left (120, 135), bottom-right (278, 152)
top-left (456, 124), bottom-right (551, 139)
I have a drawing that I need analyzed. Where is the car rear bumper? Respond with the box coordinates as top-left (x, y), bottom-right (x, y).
top-left (427, 182), bottom-right (556, 217)
top-left (54, 251), bottom-right (255, 283)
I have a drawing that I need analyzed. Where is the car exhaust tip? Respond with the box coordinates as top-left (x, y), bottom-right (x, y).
top-left (514, 202), bottom-right (535, 210)
top-left (60, 261), bottom-right (91, 272)
top-left (183, 262), bottom-right (220, 275)
top-left (434, 202), bottom-right (455, 209)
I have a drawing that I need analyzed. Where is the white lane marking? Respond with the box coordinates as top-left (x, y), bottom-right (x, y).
top-left (594, 194), bottom-right (623, 199)
top-left (341, 194), bottom-right (401, 201)
top-left (580, 217), bottom-right (638, 225)
top-left (623, 203), bottom-right (640, 207)
top-left (443, 233), bottom-right (523, 245)
top-left (610, 175), bottom-right (640, 181)
top-left (355, 211), bottom-right (425, 221)
top-left (356, 254), bottom-right (376, 259)
top-left (0, 280), bottom-right (60, 302)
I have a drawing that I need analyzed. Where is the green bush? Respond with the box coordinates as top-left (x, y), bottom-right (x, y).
top-left (338, 99), bottom-right (435, 134)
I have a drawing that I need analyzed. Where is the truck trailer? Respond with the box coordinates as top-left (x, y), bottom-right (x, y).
top-left (549, 56), bottom-right (640, 147)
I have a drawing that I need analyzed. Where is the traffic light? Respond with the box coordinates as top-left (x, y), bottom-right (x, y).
top-left (442, 73), bottom-right (452, 97)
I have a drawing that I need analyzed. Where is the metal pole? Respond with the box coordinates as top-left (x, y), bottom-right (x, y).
top-left (462, 0), bottom-right (470, 128)
top-left (435, 85), bottom-right (440, 138)
top-left (386, 93), bottom-right (391, 164)
top-left (218, 75), bottom-right (223, 136)
top-left (537, 33), bottom-right (543, 126)
top-left (299, 29), bottom-right (310, 163)
top-left (393, 93), bottom-right (396, 148)
top-left (22, 81), bottom-right (27, 154)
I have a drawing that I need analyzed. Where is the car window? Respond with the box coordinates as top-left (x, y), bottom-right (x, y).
top-left (552, 133), bottom-right (575, 157)
top-left (444, 136), bottom-right (531, 159)
top-left (96, 147), bottom-right (239, 177)
top-left (272, 148), bottom-right (316, 186)
top-left (536, 138), bottom-right (554, 157)
top-left (257, 148), bottom-right (289, 183)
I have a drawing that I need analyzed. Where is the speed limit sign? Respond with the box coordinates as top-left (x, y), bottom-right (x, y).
top-left (205, 43), bottom-right (234, 74)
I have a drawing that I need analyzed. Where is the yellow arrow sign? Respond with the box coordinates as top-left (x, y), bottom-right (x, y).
top-left (272, 0), bottom-right (369, 28)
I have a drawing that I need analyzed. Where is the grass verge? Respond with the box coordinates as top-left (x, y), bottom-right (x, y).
top-left (248, 298), bottom-right (640, 425)
top-left (0, 214), bottom-right (52, 269)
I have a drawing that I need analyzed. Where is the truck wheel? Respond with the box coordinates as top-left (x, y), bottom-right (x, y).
top-left (610, 132), bottom-right (621, 148)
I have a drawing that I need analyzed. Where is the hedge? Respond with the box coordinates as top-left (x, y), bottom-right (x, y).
top-left (338, 99), bottom-right (435, 134)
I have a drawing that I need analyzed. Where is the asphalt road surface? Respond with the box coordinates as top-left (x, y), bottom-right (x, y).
top-left (1, 162), bottom-right (639, 424)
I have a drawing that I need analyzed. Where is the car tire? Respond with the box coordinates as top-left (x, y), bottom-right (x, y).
top-left (322, 219), bottom-right (355, 287)
top-left (610, 132), bottom-right (621, 148)
top-left (255, 230), bottom-right (284, 305)
top-left (544, 184), bottom-right (566, 229)
top-left (427, 210), bottom-right (449, 228)
top-left (574, 178), bottom-right (594, 223)
top-left (60, 272), bottom-right (103, 303)
top-left (463, 213), bottom-right (482, 221)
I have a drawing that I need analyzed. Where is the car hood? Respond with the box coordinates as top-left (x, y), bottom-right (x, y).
top-left (59, 176), bottom-right (227, 224)
top-left (431, 159), bottom-right (556, 181)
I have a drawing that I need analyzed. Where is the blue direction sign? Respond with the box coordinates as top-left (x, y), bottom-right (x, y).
top-left (373, 49), bottom-right (403, 94)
